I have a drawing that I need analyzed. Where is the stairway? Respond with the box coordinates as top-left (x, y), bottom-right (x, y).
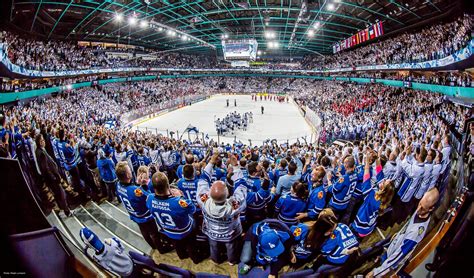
top-left (47, 200), bottom-right (152, 256)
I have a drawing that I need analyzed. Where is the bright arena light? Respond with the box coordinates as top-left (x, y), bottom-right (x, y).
top-left (313, 22), bottom-right (321, 29)
top-left (268, 41), bottom-right (279, 49)
top-left (115, 13), bottom-right (123, 22)
top-left (308, 29), bottom-right (315, 37)
top-left (166, 30), bottom-right (176, 37)
top-left (140, 20), bottom-right (148, 28)
top-left (327, 3), bottom-right (335, 11)
top-left (128, 16), bottom-right (137, 25)
top-left (257, 50), bottom-right (262, 55)
top-left (264, 31), bottom-right (276, 39)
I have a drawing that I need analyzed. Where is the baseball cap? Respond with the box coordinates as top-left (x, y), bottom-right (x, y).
top-left (259, 229), bottom-right (285, 258)
top-left (80, 227), bottom-right (104, 252)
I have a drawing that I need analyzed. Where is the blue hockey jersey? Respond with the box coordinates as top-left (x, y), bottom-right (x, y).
top-left (58, 140), bottom-right (78, 171)
top-left (351, 187), bottom-right (381, 236)
top-left (329, 172), bottom-right (359, 211)
top-left (177, 177), bottom-right (200, 211)
top-left (273, 167), bottom-right (288, 185)
top-left (321, 223), bottom-right (359, 264)
top-left (275, 194), bottom-right (307, 226)
top-left (116, 182), bottom-right (153, 224)
top-left (307, 185), bottom-right (328, 219)
top-left (146, 194), bottom-right (196, 240)
top-left (290, 223), bottom-right (312, 260)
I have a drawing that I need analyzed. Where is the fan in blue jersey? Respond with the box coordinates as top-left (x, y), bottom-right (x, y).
top-left (80, 227), bottom-right (133, 277)
top-left (239, 219), bottom-right (295, 277)
top-left (328, 156), bottom-right (359, 220)
top-left (311, 212), bottom-right (360, 271)
top-left (231, 160), bottom-right (272, 227)
top-left (351, 158), bottom-right (395, 238)
top-left (130, 146), bottom-right (151, 173)
top-left (147, 171), bottom-right (200, 263)
top-left (212, 158), bottom-right (227, 181)
top-left (176, 153), bottom-right (194, 180)
top-left (274, 181), bottom-right (308, 227)
top-left (239, 157), bottom-right (249, 178)
top-left (290, 209), bottom-right (338, 268)
top-left (296, 166), bottom-right (328, 221)
top-left (273, 159), bottom-right (288, 186)
top-left (97, 147), bottom-right (118, 202)
top-left (115, 161), bottom-right (161, 252)
top-left (177, 164), bottom-right (200, 211)
top-left (57, 129), bottom-right (88, 201)
top-left (261, 160), bottom-right (275, 187)
top-left (136, 165), bottom-right (153, 194)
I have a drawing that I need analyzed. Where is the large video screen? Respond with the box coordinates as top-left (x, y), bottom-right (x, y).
top-left (222, 39), bottom-right (258, 61)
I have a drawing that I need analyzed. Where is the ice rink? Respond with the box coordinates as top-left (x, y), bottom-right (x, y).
top-left (135, 94), bottom-right (314, 144)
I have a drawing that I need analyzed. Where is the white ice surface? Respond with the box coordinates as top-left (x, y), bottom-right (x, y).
top-left (134, 94), bottom-right (314, 145)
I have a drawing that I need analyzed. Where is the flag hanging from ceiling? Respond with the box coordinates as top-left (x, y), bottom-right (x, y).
top-left (333, 21), bottom-right (384, 53)
top-left (368, 25), bottom-right (375, 39)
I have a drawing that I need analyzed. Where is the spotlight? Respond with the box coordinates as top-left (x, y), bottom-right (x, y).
top-left (264, 31), bottom-right (276, 39)
top-left (326, 3), bottom-right (335, 11)
top-left (257, 50), bottom-right (262, 55)
top-left (158, 27), bottom-right (163, 32)
top-left (308, 29), bottom-right (315, 37)
top-left (140, 20), bottom-right (148, 28)
top-left (167, 30), bottom-right (176, 37)
top-left (115, 13), bottom-right (123, 22)
top-left (268, 41), bottom-right (279, 49)
top-left (128, 16), bottom-right (137, 25)
top-left (313, 22), bottom-right (320, 29)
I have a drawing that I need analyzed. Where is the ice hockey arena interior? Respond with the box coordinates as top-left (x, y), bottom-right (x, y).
top-left (1, 0), bottom-right (474, 277)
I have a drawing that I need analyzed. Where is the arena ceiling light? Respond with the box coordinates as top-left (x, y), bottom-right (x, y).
top-left (115, 13), bottom-right (123, 22)
top-left (148, 20), bottom-right (216, 49)
top-left (264, 31), bottom-right (276, 39)
top-left (128, 16), bottom-right (137, 26)
top-left (221, 34), bottom-right (229, 39)
top-left (326, 3), bottom-right (335, 11)
top-left (307, 29), bottom-right (315, 37)
top-left (313, 22), bottom-right (321, 29)
top-left (268, 41), bottom-right (279, 49)
top-left (140, 20), bottom-right (148, 28)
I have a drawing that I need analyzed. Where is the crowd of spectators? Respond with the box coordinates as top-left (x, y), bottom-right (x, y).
top-left (301, 14), bottom-right (473, 70)
top-left (1, 13), bottom-right (472, 74)
top-left (0, 77), bottom-right (465, 276)
top-left (0, 31), bottom-right (215, 71)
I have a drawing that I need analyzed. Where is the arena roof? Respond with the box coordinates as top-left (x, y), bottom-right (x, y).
top-left (3, 0), bottom-right (463, 57)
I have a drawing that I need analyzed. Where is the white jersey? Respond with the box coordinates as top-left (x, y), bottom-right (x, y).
top-left (428, 163), bottom-right (443, 190)
top-left (373, 213), bottom-right (430, 277)
top-left (91, 238), bottom-right (133, 277)
top-left (383, 160), bottom-right (402, 187)
top-left (397, 155), bottom-right (425, 203)
top-left (414, 163), bottom-right (433, 200)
